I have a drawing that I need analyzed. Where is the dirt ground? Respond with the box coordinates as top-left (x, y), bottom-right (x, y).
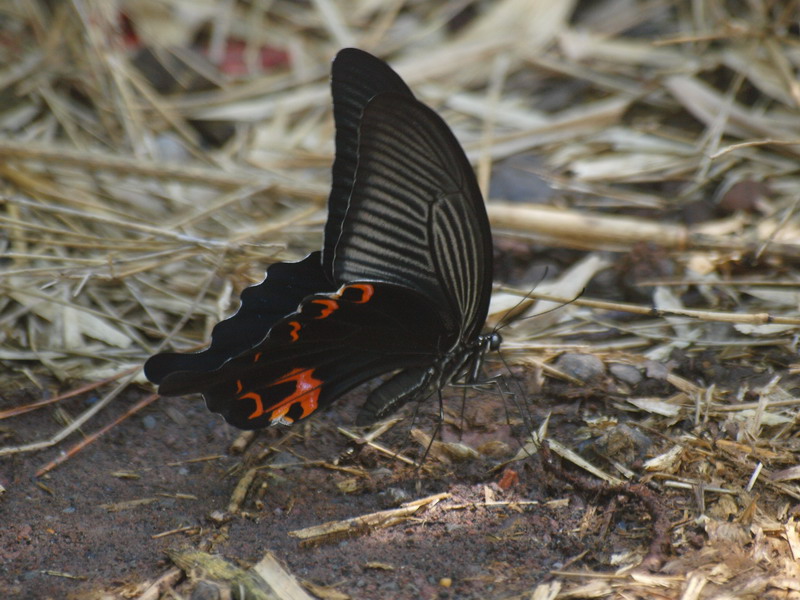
top-left (2, 366), bottom-right (684, 600)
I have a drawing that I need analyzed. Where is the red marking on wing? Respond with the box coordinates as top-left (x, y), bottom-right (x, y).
top-left (312, 299), bottom-right (338, 319)
top-left (347, 283), bottom-right (374, 303)
top-left (240, 391), bottom-right (265, 419)
top-left (231, 286), bottom-right (373, 425)
top-left (266, 367), bottom-right (322, 424)
top-left (235, 377), bottom-right (267, 420)
top-left (237, 368), bottom-right (323, 423)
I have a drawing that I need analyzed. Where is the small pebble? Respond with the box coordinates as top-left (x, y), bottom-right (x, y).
top-left (153, 132), bottom-right (190, 162)
top-left (555, 353), bottom-right (605, 382)
top-left (190, 580), bottom-right (223, 600)
top-left (439, 577), bottom-right (453, 588)
top-left (371, 467), bottom-right (393, 479)
top-left (269, 452), bottom-right (296, 467)
top-left (206, 510), bottom-right (231, 525)
top-left (609, 363), bottom-right (642, 385)
top-left (382, 487), bottom-right (410, 506)
top-left (594, 423), bottom-right (652, 464)
top-left (645, 360), bottom-right (670, 379)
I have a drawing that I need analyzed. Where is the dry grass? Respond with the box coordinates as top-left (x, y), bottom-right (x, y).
top-left (2, 0), bottom-right (800, 598)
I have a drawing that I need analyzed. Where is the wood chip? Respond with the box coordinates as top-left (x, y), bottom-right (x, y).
top-left (288, 493), bottom-right (450, 544)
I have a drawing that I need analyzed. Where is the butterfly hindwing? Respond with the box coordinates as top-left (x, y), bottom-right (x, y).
top-left (144, 252), bottom-right (333, 384)
top-left (158, 282), bottom-right (453, 429)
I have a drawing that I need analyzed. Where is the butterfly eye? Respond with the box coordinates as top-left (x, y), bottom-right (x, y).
top-left (489, 332), bottom-right (502, 351)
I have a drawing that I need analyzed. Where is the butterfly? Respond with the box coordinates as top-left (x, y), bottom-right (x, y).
top-left (144, 48), bottom-right (498, 429)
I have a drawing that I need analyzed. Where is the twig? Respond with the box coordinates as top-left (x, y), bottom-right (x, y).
top-left (540, 442), bottom-right (672, 571)
top-left (35, 392), bottom-right (159, 476)
top-left (0, 366), bottom-right (138, 420)
top-left (288, 492), bottom-right (450, 545)
top-left (337, 426), bottom-right (421, 467)
top-left (496, 287), bottom-right (800, 326)
top-left (0, 373), bottom-right (141, 458)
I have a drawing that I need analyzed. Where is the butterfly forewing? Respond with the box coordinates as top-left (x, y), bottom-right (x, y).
top-left (333, 93), bottom-right (492, 338)
top-left (432, 192), bottom-right (493, 340)
top-left (323, 49), bottom-right (414, 275)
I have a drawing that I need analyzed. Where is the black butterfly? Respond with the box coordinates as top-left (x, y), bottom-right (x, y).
top-left (144, 48), bottom-right (498, 429)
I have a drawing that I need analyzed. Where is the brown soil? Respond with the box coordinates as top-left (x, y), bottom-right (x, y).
top-left (1, 374), bottom-right (674, 599)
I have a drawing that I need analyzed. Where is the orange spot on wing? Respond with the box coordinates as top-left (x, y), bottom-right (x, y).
top-left (253, 352), bottom-right (262, 362)
top-left (236, 380), bottom-right (243, 393)
top-left (239, 391), bottom-right (265, 419)
top-left (236, 368), bottom-right (322, 423)
top-left (287, 321), bottom-right (301, 342)
top-left (348, 283), bottom-right (374, 303)
top-left (266, 367), bottom-right (322, 424)
top-left (311, 299), bottom-right (338, 319)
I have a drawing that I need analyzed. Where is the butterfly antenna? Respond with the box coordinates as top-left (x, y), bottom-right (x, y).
top-left (497, 286), bottom-right (586, 332)
top-left (493, 266), bottom-right (550, 332)
top-left (457, 381), bottom-right (469, 441)
top-left (490, 285), bottom-right (585, 439)
top-left (391, 389), bottom-right (439, 478)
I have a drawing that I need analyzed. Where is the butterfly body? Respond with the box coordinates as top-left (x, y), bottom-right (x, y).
top-left (145, 48), bottom-right (495, 429)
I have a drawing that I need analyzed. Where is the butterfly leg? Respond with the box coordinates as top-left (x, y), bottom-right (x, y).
top-left (414, 388), bottom-right (445, 482)
top-left (456, 383), bottom-right (469, 441)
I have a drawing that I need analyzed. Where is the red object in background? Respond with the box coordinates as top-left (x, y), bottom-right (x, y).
top-left (119, 11), bottom-right (289, 75)
top-left (498, 468), bottom-right (519, 491)
top-left (218, 39), bottom-right (289, 75)
top-left (118, 12), bottom-right (141, 49)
